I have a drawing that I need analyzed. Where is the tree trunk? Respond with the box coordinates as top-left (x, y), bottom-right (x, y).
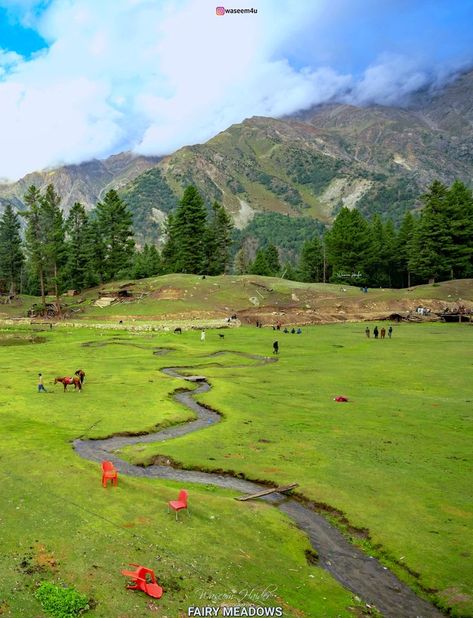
top-left (54, 263), bottom-right (62, 319)
top-left (39, 268), bottom-right (45, 306)
top-left (407, 270), bottom-right (411, 288)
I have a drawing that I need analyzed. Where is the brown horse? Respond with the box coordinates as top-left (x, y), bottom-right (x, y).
top-left (74, 369), bottom-right (86, 384)
top-left (54, 376), bottom-right (82, 391)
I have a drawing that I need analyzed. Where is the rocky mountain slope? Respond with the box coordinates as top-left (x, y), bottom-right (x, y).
top-left (1, 70), bottom-right (471, 244)
top-left (0, 151), bottom-right (159, 213)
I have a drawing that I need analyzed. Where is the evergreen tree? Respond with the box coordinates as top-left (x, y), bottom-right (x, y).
top-left (299, 236), bottom-right (323, 282)
top-left (206, 201), bottom-right (233, 275)
top-left (172, 186), bottom-right (208, 274)
top-left (249, 249), bottom-right (271, 276)
top-left (264, 244), bottom-right (280, 276)
top-left (325, 208), bottom-right (372, 284)
top-left (23, 185), bottom-right (47, 305)
top-left (84, 217), bottom-right (105, 285)
top-left (96, 189), bottom-right (135, 281)
top-left (40, 184), bottom-right (67, 309)
top-left (161, 214), bottom-right (178, 274)
top-left (234, 246), bottom-right (249, 275)
top-left (65, 203), bottom-right (93, 290)
top-left (396, 211), bottom-right (416, 287)
top-left (367, 214), bottom-right (391, 287)
top-left (0, 204), bottom-right (24, 296)
top-left (443, 180), bottom-right (473, 278)
top-left (408, 181), bottom-right (451, 282)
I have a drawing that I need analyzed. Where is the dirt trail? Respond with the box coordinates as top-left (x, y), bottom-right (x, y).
top-left (74, 344), bottom-right (444, 618)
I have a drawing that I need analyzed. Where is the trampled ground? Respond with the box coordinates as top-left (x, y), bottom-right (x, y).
top-left (0, 323), bottom-right (472, 617)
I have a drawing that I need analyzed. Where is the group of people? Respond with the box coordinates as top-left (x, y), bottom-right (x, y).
top-left (365, 326), bottom-right (393, 339)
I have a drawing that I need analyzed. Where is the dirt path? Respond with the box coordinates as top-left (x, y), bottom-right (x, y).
top-left (73, 344), bottom-right (444, 618)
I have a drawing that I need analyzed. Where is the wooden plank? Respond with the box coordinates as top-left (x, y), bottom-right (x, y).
top-left (236, 483), bottom-right (299, 501)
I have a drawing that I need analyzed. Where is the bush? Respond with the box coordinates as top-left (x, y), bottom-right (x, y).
top-left (35, 581), bottom-right (89, 618)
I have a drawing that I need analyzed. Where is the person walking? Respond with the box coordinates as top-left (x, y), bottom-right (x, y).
top-left (365, 327), bottom-right (370, 338)
top-left (388, 326), bottom-right (393, 338)
top-left (273, 341), bottom-right (279, 354)
top-left (200, 330), bottom-right (206, 342)
top-left (37, 373), bottom-right (47, 393)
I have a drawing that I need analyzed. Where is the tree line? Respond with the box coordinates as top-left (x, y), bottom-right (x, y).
top-left (235, 179), bottom-right (473, 287)
top-left (0, 184), bottom-right (235, 303)
top-left (0, 179), bottom-right (472, 303)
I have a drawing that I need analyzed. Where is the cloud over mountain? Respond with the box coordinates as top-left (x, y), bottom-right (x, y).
top-left (0, 0), bottom-right (471, 180)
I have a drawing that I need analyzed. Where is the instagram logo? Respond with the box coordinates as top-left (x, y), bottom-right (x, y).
top-left (216, 6), bottom-right (225, 15)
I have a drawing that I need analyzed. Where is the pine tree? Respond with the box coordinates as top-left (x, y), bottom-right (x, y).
top-left (172, 186), bottom-right (208, 274)
top-left (234, 246), bottom-right (249, 274)
top-left (264, 244), bottom-right (280, 276)
top-left (161, 214), bottom-right (178, 274)
top-left (40, 184), bottom-right (67, 311)
top-left (396, 211), bottom-right (416, 287)
top-left (0, 204), bottom-right (24, 296)
top-left (325, 208), bottom-right (372, 284)
top-left (367, 214), bottom-right (390, 287)
top-left (206, 202), bottom-right (233, 275)
top-left (408, 181), bottom-right (451, 282)
top-left (299, 236), bottom-right (323, 282)
top-left (249, 249), bottom-right (271, 276)
top-left (23, 185), bottom-right (47, 305)
top-left (96, 189), bottom-right (135, 281)
top-left (443, 180), bottom-right (473, 278)
top-left (65, 203), bottom-right (93, 291)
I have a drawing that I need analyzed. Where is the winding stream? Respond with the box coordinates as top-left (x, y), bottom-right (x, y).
top-left (74, 343), bottom-right (444, 618)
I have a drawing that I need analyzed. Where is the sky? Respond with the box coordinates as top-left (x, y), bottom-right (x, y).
top-left (0, 0), bottom-right (472, 181)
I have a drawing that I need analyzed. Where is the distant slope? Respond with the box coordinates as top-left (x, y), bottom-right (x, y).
top-left (0, 152), bottom-right (160, 214)
top-left (2, 275), bottom-right (472, 324)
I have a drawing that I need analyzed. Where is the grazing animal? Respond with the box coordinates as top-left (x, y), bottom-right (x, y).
top-left (54, 376), bottom-right (82, 391)
top-left (74, 369), bottom-right (85, 384)
top-left (174, 327), bottom-right (182, 334)
top-left (218, 333), bottom-right (225, 339)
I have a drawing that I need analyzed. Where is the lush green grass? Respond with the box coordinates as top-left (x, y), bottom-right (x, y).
top-left (119, 323), bottom-right (473, 617)
top-left (0, 327), bottom-right (357, 618)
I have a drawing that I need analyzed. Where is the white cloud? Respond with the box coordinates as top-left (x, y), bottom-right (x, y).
top-left (0, 0), bottom-right (468, 180)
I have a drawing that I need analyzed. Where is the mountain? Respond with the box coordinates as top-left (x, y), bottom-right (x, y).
top-left (121, 69), bottom-right (473, 241)
top-left (0, 151), bottom-right (159, 214)
top-left (1, 70), bottom-right (472, 246)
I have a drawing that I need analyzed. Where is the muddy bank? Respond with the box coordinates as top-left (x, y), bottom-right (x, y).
top-left (73, 345), bottom-right (444, 618)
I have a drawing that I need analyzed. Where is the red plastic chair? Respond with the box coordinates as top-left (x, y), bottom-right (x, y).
top-left (121, 564), bottom-right (163, 599)
top-left (101, 461), bottom-right (118, 488)
top-left (168, 489), bottom-right (189, 520)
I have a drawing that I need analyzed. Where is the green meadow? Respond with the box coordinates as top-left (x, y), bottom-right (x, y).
top-left (0, 323), bottom-right (472, 617)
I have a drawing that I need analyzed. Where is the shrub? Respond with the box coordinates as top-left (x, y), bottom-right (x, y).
top-left (35, 581), bottom-right (89, 618)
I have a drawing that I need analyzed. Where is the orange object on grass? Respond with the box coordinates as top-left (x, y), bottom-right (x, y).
top-left (168, 489), bottom-right (189, 520)
top-left (121, 564), bottom-right (163, 598)
top-left (101, 461), bottom-right (118, 488)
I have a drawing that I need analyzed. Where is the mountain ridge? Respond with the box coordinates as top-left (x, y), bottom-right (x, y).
top-left (1, 70), bottom-right (471, 243)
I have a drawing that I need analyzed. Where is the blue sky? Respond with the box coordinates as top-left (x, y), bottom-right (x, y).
top-left (0, 0), bottom-right (471, 180)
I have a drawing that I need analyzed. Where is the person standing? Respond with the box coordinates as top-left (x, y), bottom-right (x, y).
top-left (380, 328), bottom-right (386, 339)
top-left (365, 327), bottom-right (370, 338)
top-left (200, 330), bottom-right (206, 342)
top-left (273, 341), bottom-right (279, 354)
top-left (38, 373), bottom-right (47, 393)
top-left (388, 326), bottom-right (393, 339)
top-left (373, 326), bottom-right (379, 339)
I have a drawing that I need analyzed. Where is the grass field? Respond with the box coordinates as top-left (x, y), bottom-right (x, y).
top-left (0, 322), bottom-right (472, 617)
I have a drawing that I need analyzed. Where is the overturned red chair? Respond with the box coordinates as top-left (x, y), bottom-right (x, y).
top-left (101, 461), bottom-right (118, 488)
top-left (121, 564), bottom-right (163, 599)
top-left (168, 489), bottom-right (189, 521)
